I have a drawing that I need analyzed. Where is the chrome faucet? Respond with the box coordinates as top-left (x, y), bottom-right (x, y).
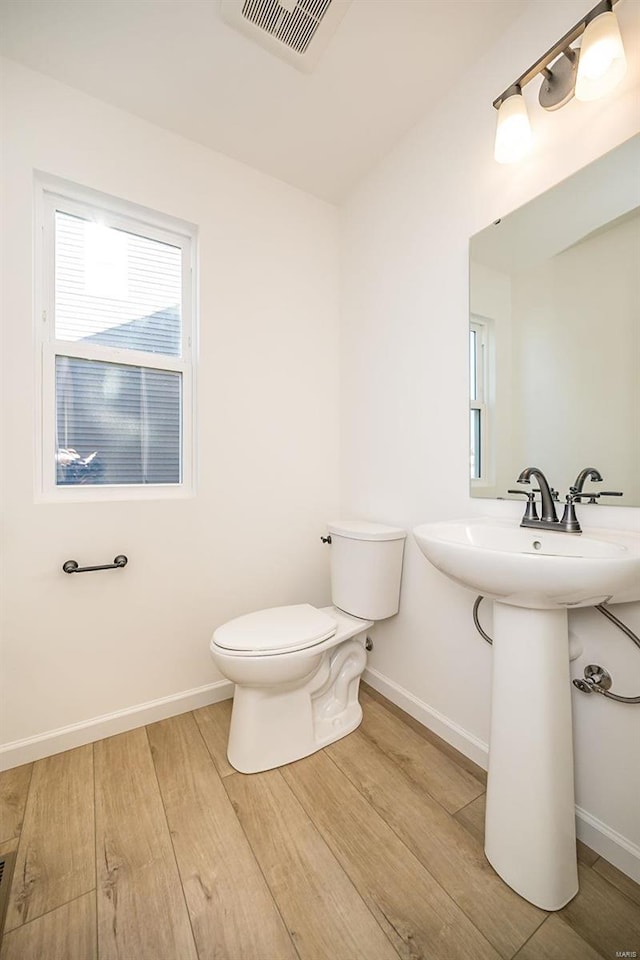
top-left (510, 465), bottom-right (624, 534)
top-left (568, 466), bottom-right (623, 505)
top-left (516, 466), bottom-right (559, 526)
top-left (559, 467), bottom-right (604, 530)
top-left (560, 467), bottom-right (623, 531)
top-left (571, 466), bottom-right (603, 497)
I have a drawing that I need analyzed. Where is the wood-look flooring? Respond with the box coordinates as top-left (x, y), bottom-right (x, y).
top-left (0, 684), bottom-right (638, 960)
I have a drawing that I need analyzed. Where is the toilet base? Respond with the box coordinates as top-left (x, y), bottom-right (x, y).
top-left (227, 637), bottom-right (367, 774)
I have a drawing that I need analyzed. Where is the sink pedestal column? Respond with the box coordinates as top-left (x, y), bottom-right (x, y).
top-left (485, 602), bottom-right (579, 911)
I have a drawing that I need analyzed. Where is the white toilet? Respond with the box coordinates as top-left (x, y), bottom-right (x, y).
top-left (210, 520), bottom-right (406, 773)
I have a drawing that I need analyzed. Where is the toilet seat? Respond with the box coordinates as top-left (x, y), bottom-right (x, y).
top-left (212, 603), bottom-right (337, 657)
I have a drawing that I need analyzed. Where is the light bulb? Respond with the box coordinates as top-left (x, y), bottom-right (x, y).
top-left (575, 9), bottom-right (627, 101)
top-left (494, 91), bottom-right (532, 164)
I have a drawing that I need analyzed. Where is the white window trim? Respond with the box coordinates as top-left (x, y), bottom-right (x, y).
top-left (470, 315), bottom-right (493, 489)
top-left (34, 173), bottom-right (198, 502)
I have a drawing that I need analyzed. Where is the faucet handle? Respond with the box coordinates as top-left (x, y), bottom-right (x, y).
top-left (560, 495), bottom-right (582, 532)
top-left (573, 490), bottom-right (623, 504)
top-left (507, 489), bottom-right (539, 521)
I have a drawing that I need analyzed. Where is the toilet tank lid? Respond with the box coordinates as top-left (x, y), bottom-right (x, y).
top-left (327, 520), bottom-right (406, 541)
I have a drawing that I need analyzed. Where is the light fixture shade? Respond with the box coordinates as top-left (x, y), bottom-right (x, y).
top-left (575, 10), bottom-right (627, 101)
top-left (494, 92), bottom-right (532, 164)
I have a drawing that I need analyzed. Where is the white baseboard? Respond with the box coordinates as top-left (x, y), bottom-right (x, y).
top-left (363, 666), bottom-right (640, 884)
top-left (576, 806), bottom-right (640, 883)
top-left (363, 666), bottom-right (490, 768)
top-left (0, 680), bottom-right (234, 771)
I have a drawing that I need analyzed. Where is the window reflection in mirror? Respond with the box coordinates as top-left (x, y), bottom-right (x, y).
top-left (469, 318), bottom-right (491, 484)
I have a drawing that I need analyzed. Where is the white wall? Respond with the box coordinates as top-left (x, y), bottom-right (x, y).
top-left (341, 0), bottom-right (640, 878)
top-left (0, 58), bottom-right (340, 759)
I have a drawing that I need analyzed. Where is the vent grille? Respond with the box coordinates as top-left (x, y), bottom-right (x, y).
top-left (220, 0), bottom-right (350, 72)
top-left (0, 851), bottom-right (17, 943)
top-left (241, 0), bottom-right (332, 55)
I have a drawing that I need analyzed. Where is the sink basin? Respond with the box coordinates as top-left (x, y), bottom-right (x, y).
top-left (413, 516), bottom-right (640, 911)
top-left (413, 518), bottom-right (640, 609)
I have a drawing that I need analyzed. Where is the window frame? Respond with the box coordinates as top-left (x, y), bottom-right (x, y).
top-left (34, 173), bottom-right (197, 502)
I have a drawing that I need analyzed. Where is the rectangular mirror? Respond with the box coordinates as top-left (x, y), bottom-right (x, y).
top-left (469, 135), bottom-right (640, 506)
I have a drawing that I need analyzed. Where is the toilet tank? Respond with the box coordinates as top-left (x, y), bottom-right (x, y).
top-left (327, 520), bottom-right (406, 621)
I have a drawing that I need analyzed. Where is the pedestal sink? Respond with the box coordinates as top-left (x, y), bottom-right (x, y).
top-left (413, 518), bottom-right (640, 911)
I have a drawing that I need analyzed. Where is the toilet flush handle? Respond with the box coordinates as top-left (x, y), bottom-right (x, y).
top-left (320, 535), bottom-right (332, 544)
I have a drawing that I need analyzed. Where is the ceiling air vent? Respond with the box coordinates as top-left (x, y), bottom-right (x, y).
top-left (220, 0), bottom-right (351, 72)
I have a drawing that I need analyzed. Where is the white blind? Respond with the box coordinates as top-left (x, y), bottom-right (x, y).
top-left (52, 205), bottom-right (187, 488)
top-left (56, 358), bottom-right (181, 486)
top-left (55, 211), bottom-right (182, 356)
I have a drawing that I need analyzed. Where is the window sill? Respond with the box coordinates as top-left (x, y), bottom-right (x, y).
top-left (35, 483), bottom-right (195, 504)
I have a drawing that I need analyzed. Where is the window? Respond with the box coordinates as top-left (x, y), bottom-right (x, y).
top-left (36, 177), bottom-right (196, 499)
top-left (470, 317), bottom-right (489, 482)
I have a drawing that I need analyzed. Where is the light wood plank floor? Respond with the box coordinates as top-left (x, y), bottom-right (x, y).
top-left (1, 684), bottom-right (639, 960)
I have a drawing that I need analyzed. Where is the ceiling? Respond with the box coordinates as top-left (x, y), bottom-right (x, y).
top-left (0, 0), bottom-right (529, 202)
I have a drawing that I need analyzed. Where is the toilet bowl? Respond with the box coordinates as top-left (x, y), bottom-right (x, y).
top-left (210, 520), bottom-right (406, 774)
top-left (211, 605), bottom-right (373, 773)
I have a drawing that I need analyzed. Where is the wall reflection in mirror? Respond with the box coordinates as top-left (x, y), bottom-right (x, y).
top-left (469, 134), bottom-right (640, 507)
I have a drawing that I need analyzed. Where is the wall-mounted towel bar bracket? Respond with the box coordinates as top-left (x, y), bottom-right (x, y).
top-left (62, 555), bottom-right (128, 574)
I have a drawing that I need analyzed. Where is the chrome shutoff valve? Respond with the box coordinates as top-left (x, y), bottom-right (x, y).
top-left (572, 664), bottom-right (612, 695)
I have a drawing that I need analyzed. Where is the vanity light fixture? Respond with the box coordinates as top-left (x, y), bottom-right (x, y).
top-left (493, 0), bottom-right (627, 164)
top-left (575, 4), bottom-right (627, 100)
top-left (494, 85), bottom-right (533, 164)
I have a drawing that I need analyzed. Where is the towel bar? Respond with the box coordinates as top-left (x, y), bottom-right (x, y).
top-left (62, 555), bottom-right (128, 574)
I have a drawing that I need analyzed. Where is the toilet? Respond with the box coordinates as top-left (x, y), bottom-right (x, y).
top-left (210, 520), bottom-right (406, 773)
